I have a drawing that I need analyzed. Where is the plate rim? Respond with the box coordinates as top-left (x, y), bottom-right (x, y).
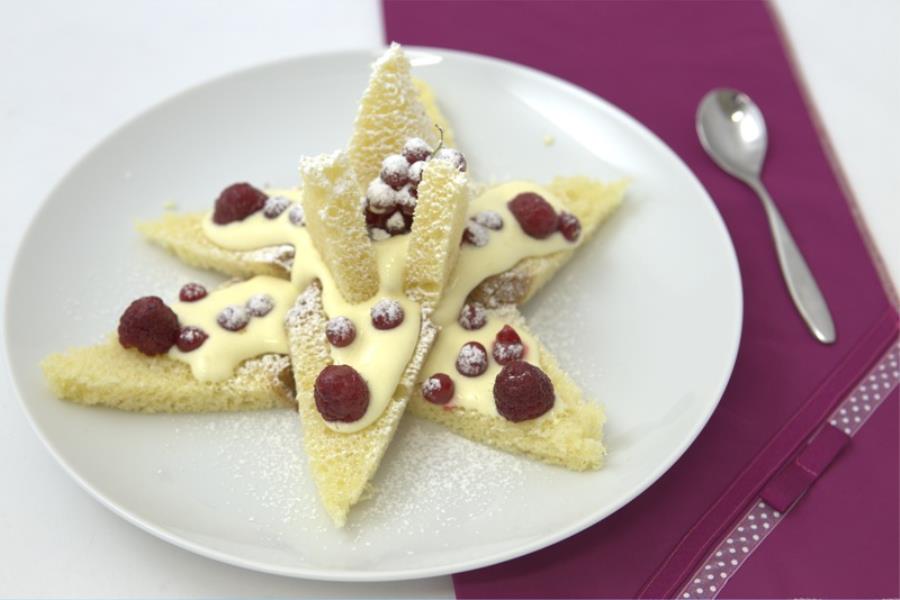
top-left (4, 45), bottom-right (744, 582)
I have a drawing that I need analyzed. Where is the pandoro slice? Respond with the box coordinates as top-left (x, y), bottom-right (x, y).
top-left (42, 338), bottom-right (293, 413)
top-left (137, 212), bottom-right (294, 279)
top-left (404, 160), bottom-right (470, 306)
top-left (285, 284), bottom-right (436, 526)
top-left (300, 151), bottom-right (379, 303)
top-left (468, 177), bottom-right (626, 308)
top-left (409, 305), bottom-right (605, 471)
top-left (348, 43), bottom-right (441, 188)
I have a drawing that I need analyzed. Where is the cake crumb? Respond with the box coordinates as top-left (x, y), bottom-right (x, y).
top-left (543, 134), bottom-right (555, 147)
top-left (163, 201), bottom-right (178, 210)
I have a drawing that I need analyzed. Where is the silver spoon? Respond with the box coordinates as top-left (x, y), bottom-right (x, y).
top-left (697, 88), bottom-right (836, 344)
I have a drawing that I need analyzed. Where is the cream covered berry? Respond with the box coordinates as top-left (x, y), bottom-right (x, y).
top-left (493, 360), bottom-right (555, 421)
top-left (456, 341), bottom-right (488, 377)
top-left (508, 192), bottom-right (558, 239)
top-left (178, 282), bottom-right (207, 302)
top-left (325, 316), bottom-right (356, 347)
top-left (117, 296), bottom-right (180, 356)
top-left (371, 299), bottom-right (404, 330)
top-left (212, 183), bottom-right (267, 224)
top-left (422, 373), bottom-right (454, 405)
top-left (314, 365), bottom-right (370, 422)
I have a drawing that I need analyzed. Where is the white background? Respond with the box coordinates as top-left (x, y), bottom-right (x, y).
top-left (1, 0), bottom-right (897, 596)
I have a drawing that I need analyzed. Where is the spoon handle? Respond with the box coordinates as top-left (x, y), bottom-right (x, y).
top-left (749, 179), bottom-right (836, 344)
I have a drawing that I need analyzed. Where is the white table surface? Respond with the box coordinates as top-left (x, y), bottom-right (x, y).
top-left (1, 0), bottom-right (897, 596)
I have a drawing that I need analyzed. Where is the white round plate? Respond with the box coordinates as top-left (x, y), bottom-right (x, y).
top-left (5, 47), bottom-right (742, 581)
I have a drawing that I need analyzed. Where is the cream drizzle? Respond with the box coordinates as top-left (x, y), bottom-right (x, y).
top-left (192, 181), bottom-right (577, 425)
top-left (422, 181), bottom-right (581, 417)
top-left (168, 276), bottom-right (297, 382)
top-left (198, 188), bottom-right (418, 433)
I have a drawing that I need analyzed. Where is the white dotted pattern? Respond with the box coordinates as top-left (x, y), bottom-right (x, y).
top-left (677, 345), bottom-right (898, 599)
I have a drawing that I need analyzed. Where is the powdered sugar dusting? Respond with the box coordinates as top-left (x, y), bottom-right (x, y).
top-left (370, 227), bottom-right (390, 241)
top-left (366, 178), bottom-right (397, 211)
top-left (463, 222), bottom-right (490, 247)
top-left (216, 305), bottom-right (250, 331)
top-left (263, 195), bottom-right (291, 219)
top-left (385, 211), bottom-right (406, 233)
top-left (288, 204), bottom-right (305, 226)
top-left (456, 342), bottom-right (488, 376)
top-left (422, 376), bottom-right (443, 395)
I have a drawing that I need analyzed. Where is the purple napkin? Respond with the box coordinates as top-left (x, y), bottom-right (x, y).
top-left (383, 1), bottom-right (898, 597)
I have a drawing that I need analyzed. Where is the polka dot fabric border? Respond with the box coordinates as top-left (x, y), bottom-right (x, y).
top-left (677, 344), bottom-right (899, 599)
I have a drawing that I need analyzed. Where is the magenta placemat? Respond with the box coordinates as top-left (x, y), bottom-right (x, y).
top-left (383, 1), bottom-right (898, 597)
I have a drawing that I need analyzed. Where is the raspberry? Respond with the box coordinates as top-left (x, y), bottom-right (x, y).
top-left (456, 341), bottom-right (488, 377)
top-left (117, 296), bottom-right (180, 356)
top-left (246, 294), bottom-right (274, 317)
top-left (558, 211), bottom-right (582, 242)
top-left (422, 373), bottom-right (454, 405)
top-left (371, 298), bottom-right (404, 329)
top-left (462, 222), bottom-right (489, 247)
top-left (367, 179), bottom-right (398, 212)
top-left (493, 361), bottom-right (555, 422)
top-left (288, 204), bottom-right (305, 226)
top-left (178, 282), bottom-right (207, 302)
top-left (176, 326), bottom-right (208, 352)
top-left (381, 154), bottom-right (410, 190)
top-left (403, 138), bottom-right (432, 163)
top-left (212, 183), bottom-right (267, 224)
top-left (325, 316), bottom-right (356, 347)
top-left (217, 305), bottom-right (250, 331)
top-left (433, 148), bottom-right (467, 171)
top-left (263, 195), bottom-right (291, 219)
top-left (314, 365), bottom-right (370, 422)
top-left (408, 160), bottom-right (425, 185)
top-left (508, 192), bottom-right (558, 239)
top-left (473, 210), bottom-right (503, 230)
top-left (458, 303), bottom-right (486, 330)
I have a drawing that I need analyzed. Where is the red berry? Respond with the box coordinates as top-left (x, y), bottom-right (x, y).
top-left (288, 204), bottom-right (305, 226)
top-left (117, 296), bottom-right (180, 356)
top-left (433, 148), bottom-right (467, 171)
top-left (422, 373), bottom-right (454, 405)
top-left (179, 282), bottom-right (207, 302)
top-left (458, 303), bottom-right (486, 330)
top-left (493, 361), bottom-right (555, 422)
top-left (403, 138), bottom-right (432, 164)
top-left (371, 299), bottom-right (404, 330)
top-left (176, 326), bottom-right (208, 352)
top-left (217, 305), bottom-right (250, 331)
top-left (246, 294), bottom-right (274, 317)
top-left (456, 341), bottom-right (488, 377)
top-left (495, 324), bottom-right (522, 345)
top-left (381, 155), bottom-right (410, 190)
top-left (325, 316), bottom-right (356, 347)
top-left (473, 210), bottom-right (503, 230)
top-left (212, 183), bottom-right (267, 224)
top-left (462, 222), bottom-right (489, 247)
top-left (508, 192), bottom-right (558, 239)
top-left (263, 196), bottom-right (290, 219)
top-left (314, 365), bottom-right (370, 422)
top-left (558, 211), bottom-right (582, 242)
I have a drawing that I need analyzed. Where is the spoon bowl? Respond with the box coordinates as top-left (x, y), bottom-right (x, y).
top-left (697, 89), bottom-right (768, 181)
